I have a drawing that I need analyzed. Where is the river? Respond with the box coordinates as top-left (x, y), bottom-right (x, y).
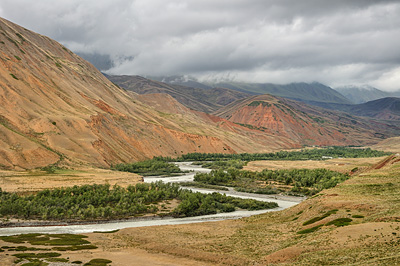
top-left (0, 162), bottom-right (303, 236)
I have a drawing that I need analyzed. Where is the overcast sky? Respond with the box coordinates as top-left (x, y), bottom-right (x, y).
top-left (1, 0), bottom-right (400, 91)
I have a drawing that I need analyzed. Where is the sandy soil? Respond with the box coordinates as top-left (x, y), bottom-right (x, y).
top-left (0, 167), bottom-right (142, 193)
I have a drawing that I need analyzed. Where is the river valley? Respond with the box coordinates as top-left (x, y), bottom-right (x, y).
top-left (0, 162), bottom-right (303, 236)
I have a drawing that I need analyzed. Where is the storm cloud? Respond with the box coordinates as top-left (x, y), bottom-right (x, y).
top-left (1, 0), bottom-right (400, 90)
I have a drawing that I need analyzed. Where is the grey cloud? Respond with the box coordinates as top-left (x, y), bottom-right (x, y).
top-left (0, 0), bottom-right (399, 91)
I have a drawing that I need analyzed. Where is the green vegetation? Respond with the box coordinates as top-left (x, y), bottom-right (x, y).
top-left (172, 191), bottom-right (277, 217)
top-left (303, 209), bottom-right (338, 226)
top-left (0, 234), bottom-right (91, 246)
top-left (325, 218), bottom-right (353, 227)
top-left (248, 101), bottom-right (271, 107)
top-left (14, 55), bottom-right (21, 60)
top-left (179, 147), bottom-right (390, 161)
top-left (14, 252), bottom-right (61, 259)
top-left (0, 233), bottom-right (109, 266)
top-left (0, 182), bottom-right (276, 221)
top-left (112, 157), bottom-right (183, 176)
top-left (10, 73), bottom-right (19, 80)
top-left (195, 159), bottom-right (247, 170)
top-left (179, 181), bottom-right (229, 191)
top-left (297, 225), bottom-right (323, 234)
top-left (84, 259), bottom-right (112, 266)
top-left (194, 168), bottom-right (349, 196)
top-left (352, 214), bottom-right (364, 218)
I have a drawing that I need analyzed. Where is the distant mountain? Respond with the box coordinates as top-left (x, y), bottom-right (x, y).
top-left (347, 97), bottom-right (400, 120)
top-left (148, 75), bottom-right (214, 90)
top-left (142, 77), bottom-right (352, 107)
top-left (335, 85), bottom-right (392, 104)
top-left (209, 82), bottom-right (352, 105)
top-left (107, 75), bottom-right (251, 113)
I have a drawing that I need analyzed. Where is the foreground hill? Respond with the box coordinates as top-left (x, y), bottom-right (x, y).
top-left (106, 74), bottom-right (250, 113)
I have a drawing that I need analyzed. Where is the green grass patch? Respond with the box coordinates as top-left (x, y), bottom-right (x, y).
top-left (52, 245), bottom-right (97, 251)
top-left (45, 257), bottom-right (69, 262)
top-left (325, 218), bottom-right (353, 227)
top-left (84, 258), bottom-right (112, 266)
top-left (10, 73), bottom-right (19, 80)
top-left (93, 229), bottom-right (120, 234)
top-left (297, 225), bottom-right (323, 234)
top-left (352, 215), bottom-right (364, 218)
top-left (302, 209), bottom-right (338, 226)
top-left (14, 55), bottom-right (21, 60)
top-left (13, 252), bottom-right (61, 259)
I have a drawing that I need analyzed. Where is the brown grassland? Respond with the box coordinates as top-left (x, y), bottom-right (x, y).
top-left (80, 154), bottom-right (400, 265)
top-left (0, 168), bottom-right (141, 194)
top-left (0, 147), bottom-right (399, 265)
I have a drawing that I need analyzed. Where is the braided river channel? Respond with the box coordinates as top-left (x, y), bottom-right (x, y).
top-left (0, 162), bottom-right (303, 236)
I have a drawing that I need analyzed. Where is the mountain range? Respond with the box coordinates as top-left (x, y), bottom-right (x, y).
top-left (0, 17), bottom-right (399, 170)
top-left (335, 85), bottom-right (400, 104)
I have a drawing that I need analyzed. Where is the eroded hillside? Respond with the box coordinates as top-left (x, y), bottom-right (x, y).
top-left (0, 18), bottom-right (238, 169)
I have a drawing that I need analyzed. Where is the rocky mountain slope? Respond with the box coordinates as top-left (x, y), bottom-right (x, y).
top-left (0, 18), bottom-right (247, 169)
top-left (0, 17), bottom-right (398, 170)
top-left (215, 95), bottom-right (400, 146)
top-left (106, 74), bottom-right (251, 113)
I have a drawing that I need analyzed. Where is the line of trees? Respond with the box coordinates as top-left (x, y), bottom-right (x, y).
top-left (112, 157), bottom-right (182, 176)
top-left (179, 147), bottom-right (390, 161)
top-left (0, 182), bottom-right (277, 221)
top-left (194, 168), bottom-right (349, 196)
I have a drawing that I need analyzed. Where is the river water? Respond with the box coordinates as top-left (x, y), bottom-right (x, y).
top-left (0, 162), bottom-right (303, 236)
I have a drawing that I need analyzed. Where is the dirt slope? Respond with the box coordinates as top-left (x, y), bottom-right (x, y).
top-left (0, 17), bottom-right (238, 169)
top-left (0, 17), bottom-right (312, 170)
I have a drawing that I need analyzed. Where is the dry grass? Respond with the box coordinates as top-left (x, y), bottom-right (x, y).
top-left (82, 154), bottom-right (400, 265)
top-left (0, 167), bottom-right (142, 193)
top-left (243, 157), bottom-right (386, 173)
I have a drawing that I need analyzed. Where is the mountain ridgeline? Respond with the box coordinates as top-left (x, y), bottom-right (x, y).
top-left (106, 74), bottom-right (251, 113)
top-left (0, 16), bottom-right (399, 170)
